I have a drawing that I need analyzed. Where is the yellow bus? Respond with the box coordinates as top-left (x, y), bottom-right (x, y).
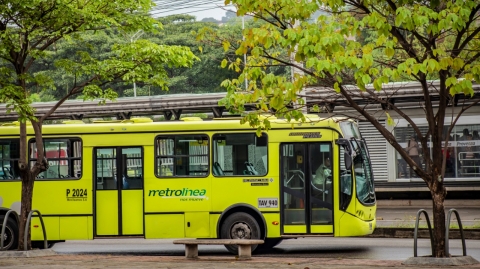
top-left (0, 115), bottom-right (376, 253)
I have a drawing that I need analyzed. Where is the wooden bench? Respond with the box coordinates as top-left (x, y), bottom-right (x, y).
top-left (173, 239), bottom-right (264, 260)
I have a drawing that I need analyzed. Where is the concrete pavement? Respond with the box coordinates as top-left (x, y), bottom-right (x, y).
top-left (1, 199), bottom-right (480, 268)
top-left (1, 253), bottom-right (479, 269)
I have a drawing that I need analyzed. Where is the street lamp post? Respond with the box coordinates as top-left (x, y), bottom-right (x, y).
top-left (130, 30), bottom-right (145, 97)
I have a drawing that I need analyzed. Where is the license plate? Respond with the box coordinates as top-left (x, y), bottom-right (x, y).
top-left (258, 198), bottom-right (278, 208)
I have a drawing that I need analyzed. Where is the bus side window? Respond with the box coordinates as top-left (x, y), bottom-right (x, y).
top-left (0, 140), bottom-right (20, 180)
top-left (29, 138), bottom-right (82, 180)
top-left (155, 134), bottom-right (208, 177)
top-left (212, 133), bottom-right (268, 177)
top-left (339, 147), bottom-right (353, 210)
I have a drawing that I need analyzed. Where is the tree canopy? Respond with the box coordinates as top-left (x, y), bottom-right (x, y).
top-left (0, 0), bottom-right (198, 250)
top-left (221, 0), bottom-right (480, 257)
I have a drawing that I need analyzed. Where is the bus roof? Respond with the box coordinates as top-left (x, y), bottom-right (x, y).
top-left (0, 116), bottom-right (351, 136)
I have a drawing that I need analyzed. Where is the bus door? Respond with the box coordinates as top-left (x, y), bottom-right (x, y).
top-left (281, 143), bottom-right (333, 234)
top-left (94, 147), bottom-right (144, 236)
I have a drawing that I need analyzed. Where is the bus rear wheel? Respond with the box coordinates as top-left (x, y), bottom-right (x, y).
top-left (220, 212), bottom-right (261, 254)
top-left (0, 216), bottom-right (18, 250)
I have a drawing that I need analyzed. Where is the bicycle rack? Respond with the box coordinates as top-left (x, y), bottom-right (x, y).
top-left (445, 208), bottom-right (467, 256)
top-left (24, 210), bottom-right (47, 250)
top-left (413, 209), bottom-right (434, 257)
top-left (414, 208), bottom-right (467, 257)
top-left (1, 210), bottom-right (15, 250)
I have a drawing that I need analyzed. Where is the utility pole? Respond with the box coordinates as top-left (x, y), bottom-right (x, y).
top-left (130, 30), bottom-right (145, 97)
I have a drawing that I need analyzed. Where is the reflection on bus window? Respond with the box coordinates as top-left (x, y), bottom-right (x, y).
top-left (29, 138), bottom-right (82, 180)
top-left (351, 139), bottom-right (375, 204)
top-left (0, 139), bottom-right (20, 180)
top-left (212, 133), bottom-right (268, 176)
top-left (155, 135), bottom-right (208, 177)
top-left (339, 147), bottom-right (352, 210)
top-left (121, 147), bottom-right (143, 189)
top-left (96, 148), bottom-right (116, 190)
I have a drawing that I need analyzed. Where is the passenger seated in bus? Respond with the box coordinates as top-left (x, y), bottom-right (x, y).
top-left (313, 157), bottom-right (332, 190)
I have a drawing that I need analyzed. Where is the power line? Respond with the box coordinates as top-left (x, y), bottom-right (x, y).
top-left (151, 0), bottom-right (223, 11)
top-left (149, 0), bottom-right (232, 19)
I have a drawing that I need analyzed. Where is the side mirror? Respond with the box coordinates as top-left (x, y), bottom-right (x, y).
top-left (344, 151), bottom-right (352, 170)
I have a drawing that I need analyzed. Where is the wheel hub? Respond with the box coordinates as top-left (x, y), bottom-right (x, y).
top-left (0, 226), bottom-right (12, 250)
top-left (230, 222), bottom-right (251, 239)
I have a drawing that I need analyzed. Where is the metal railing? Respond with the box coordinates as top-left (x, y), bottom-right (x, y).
top-left (413, 208), bottom-right (467, 257)
top-left (24, 210), bottom-right (47, 250)
top-left (413, 209), bottom-right (434, 257)
top-left (445, 208), bottom-right (466, 256)
top-left (0, 210), bottom-right (15, 250)
top-left (458, 152), bottom-right (480, 176)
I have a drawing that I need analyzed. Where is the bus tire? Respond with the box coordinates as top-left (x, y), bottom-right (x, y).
top-left (32, 240), bottom-right (62, 249)
top-left (220, 212), bottom-right (261, 254)
top-left (0, 215), bottom-right (18, 250)
top-left (255, 238), bottom-right (283, 252)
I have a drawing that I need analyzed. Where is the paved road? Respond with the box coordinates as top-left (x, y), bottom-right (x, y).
top-left (50, 237), bottom-right (480, 261)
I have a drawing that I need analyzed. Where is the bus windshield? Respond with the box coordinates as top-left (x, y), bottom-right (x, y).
top-left (351, 139), bottom-right (375, 204)
top-left (339, 121), bottom-right (362, 140)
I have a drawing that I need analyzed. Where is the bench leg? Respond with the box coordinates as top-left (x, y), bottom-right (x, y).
top-left (238, 245), bottom-right (252, 260)
top-left (185, 244), bottom-right (198, 259)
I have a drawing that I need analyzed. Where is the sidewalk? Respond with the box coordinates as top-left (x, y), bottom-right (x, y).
top-left (1, 253), bottom-right (477, 269)
top-left (1, 200), bottom-right (479, 268)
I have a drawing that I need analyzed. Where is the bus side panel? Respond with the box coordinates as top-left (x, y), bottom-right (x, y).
top-left (32, 180), bottom-right (92, 215)
top-left (209, 214), bottom-right (220, 238)
top-left (0, 182), bottom-right (21, 213)
top-left (59, 216), bottom-right (90, 239)
top-left (263, 213), bottom-right (281, 238)
top-left (211, 141), bottom-right (280, 231)
top-left (145, 214), bottom-right (184, 238)
top-left (31, 216), bottom-right (59, 241)
top-left (185, 212), bottom-right (209, 238)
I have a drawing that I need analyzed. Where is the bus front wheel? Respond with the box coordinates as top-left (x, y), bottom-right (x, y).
top-left (220, 212), bottom-right (261, 254)
top-left (0, 216), bottom-right (18, 250)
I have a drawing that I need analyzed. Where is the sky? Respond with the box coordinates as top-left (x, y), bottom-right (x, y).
top-left (150, 0), bottom-right (236, 21)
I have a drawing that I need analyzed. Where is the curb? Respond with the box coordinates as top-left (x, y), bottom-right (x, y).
top-left (0, 249), bottom-right (56, 257)
top-left (370, 228), bottom-right (480, 239)
top-left (403, 255), bottom-right (480, 266)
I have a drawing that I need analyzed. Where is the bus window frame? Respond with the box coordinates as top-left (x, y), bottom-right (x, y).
top-left (212, 132), bottom-right (269, 177)
top-left (351, 138), bottom-right (376, 206)
top-left (0, 139), bottom-right (21, 181)
top-left (154, 134), bottom-right (210, 178)
top-left (28, 137), bottom-right (83, 181)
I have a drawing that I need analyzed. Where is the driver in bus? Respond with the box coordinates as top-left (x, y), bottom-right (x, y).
top-left (313, 156), bottom-right (332, 191)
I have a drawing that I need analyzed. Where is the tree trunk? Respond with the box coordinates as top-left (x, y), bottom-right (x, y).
top-left (18, 172), bottom-right (35, 251)
top-left (431, 185), bottom-right (447, 257)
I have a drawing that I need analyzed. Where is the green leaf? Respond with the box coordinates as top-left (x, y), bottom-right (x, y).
top-left (221, 59), bottom-right (228, 68)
